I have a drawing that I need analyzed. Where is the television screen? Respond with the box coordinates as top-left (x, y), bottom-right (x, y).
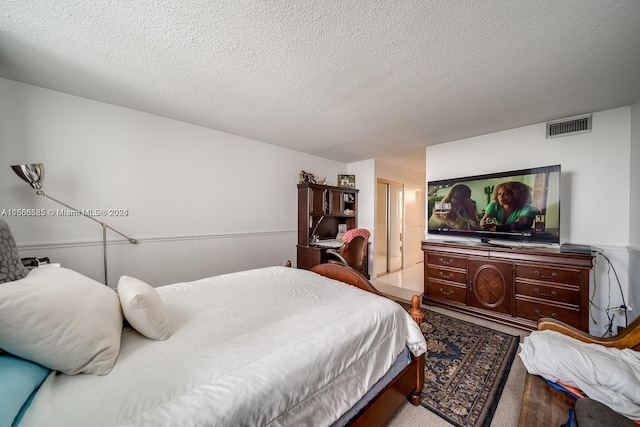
top-left (427, 164), bottom-right (561, 244)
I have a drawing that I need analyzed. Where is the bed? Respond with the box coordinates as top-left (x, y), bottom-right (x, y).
top-left (0, 231), bottom-right (427, 427)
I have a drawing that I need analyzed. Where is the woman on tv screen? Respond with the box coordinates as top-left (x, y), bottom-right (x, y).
top-left (479, 181), bottom-right (540, 232)
top-left (427, 184), bottom-right (480, 231)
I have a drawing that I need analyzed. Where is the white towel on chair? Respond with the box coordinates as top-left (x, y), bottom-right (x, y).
top-left (519, 330), bottom-right (640, 420)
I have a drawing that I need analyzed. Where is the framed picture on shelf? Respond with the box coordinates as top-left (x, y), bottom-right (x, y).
top-left (338, 174), bottom-right (356, 188)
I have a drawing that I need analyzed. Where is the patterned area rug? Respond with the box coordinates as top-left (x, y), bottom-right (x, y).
top-left (397, 300), bottom-right (520, 427)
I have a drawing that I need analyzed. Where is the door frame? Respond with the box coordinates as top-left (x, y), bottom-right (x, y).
top-left (376, 179), bottom-right (405, 276)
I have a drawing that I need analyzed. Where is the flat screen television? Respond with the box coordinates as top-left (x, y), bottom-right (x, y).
top-left (427, 164), bottom-right (561, 245)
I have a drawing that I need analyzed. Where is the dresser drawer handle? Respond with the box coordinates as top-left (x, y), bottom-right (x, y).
top-left (534, 288), bottom-right (558, 298)
top-left (439, 287), bottom-right (454, 296)
top-left (534, 270), bottom-right (557, 280)
top-left (438, 271), bottom-right (454, 280)
top-left (438, 257), bottom-right (454, 265)
top-left (534, 308), bottom-right (557, 318)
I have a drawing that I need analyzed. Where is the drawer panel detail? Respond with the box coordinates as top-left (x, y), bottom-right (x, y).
top-left (516, 264), bottom-right (580, 285)
top-left (427, 281), bottom-right (466, 304)
top-left (515, 299), bottom-right (581, 329)
top-left (515, 281), bottom-right (580, 306)
top-left (427, 253), bottom-right (466, 269)
top-left (427, 266), bottom-right (466, 284)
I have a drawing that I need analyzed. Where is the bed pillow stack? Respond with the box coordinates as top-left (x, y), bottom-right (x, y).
top-left (0, 267), bottom-right (172, 375)
top-left (0, 267), bottom-right (123, 375)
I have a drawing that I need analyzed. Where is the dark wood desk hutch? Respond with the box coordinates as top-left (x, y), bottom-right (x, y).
top-left (422, 240), bottom-right (593, 332)
top-left (297, 183), bottom-right (368, 276)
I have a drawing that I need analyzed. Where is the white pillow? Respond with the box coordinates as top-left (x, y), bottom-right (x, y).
top-left (117, 276), bottom-right (171, 340)
top-left (0, 268), bottom-right (123, 375)
top-left (519, 330), bottom-right (640, 419)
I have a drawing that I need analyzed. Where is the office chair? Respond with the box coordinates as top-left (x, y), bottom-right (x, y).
top-left (325, 228), bottom-right (370, 275)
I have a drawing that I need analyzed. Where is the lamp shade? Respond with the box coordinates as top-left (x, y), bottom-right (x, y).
top-left (11, 164), bottom-right (45, 190)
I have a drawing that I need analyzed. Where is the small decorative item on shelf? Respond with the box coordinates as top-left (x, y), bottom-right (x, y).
top-left (318, 177), bottom-right (326, 185)
top-left (299, 170), bottom-right (316, 184)
top-left (338, 174), bottom-right (355, 188)
top-left (343, 209), bottom-right (354, 215)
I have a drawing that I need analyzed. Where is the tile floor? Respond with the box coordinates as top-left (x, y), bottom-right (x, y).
top-left (372, 262), bottom-right (424, 302)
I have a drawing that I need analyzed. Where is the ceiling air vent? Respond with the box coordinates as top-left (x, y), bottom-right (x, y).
top-left (546, 114), bottom-right (592, 138)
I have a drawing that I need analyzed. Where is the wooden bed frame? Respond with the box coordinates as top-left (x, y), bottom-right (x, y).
top-left (311, 263), bottom-right (425, 426)
top-left (518, 315), bottom-right (640, 426)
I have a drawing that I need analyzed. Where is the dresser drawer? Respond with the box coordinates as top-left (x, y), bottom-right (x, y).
top-left (516, 264), bottom-right (581, 285)
top-left (427, 281), bottom-right (466, 304)
top-left (427, 266), bottom-right (466, 285)
top-left (515, 281), bottom-right (580, 306)
top-left (427, 253), bottom-right (466, 270)
top-left (515, 298), bottom-right (581, 328)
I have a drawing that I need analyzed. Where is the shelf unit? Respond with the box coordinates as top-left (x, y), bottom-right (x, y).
top-left (296, 183), bottom-right (359, 271)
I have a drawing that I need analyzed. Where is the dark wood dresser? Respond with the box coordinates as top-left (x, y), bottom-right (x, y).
top-left (422, 240), bottom-right (593, 332)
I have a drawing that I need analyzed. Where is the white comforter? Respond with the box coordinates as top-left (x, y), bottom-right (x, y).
top-left (519, 330), bottom-right (640, 419)
top-left (20, 266), bottom-right (426, 427)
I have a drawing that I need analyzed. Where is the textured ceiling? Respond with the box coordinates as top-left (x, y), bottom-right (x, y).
top-left (2, 1), bottom-right (640, 173)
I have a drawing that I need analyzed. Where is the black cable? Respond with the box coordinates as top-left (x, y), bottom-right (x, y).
top-left (590, 248), bottom-right (628, 334)
top-left (598, 252), bottom-right (628, 328)
top-left (603, 258), bottom-right (613, 337)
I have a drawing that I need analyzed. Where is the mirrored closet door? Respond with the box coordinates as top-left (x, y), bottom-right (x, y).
top-left (375, 179), bottom-right (404, 276)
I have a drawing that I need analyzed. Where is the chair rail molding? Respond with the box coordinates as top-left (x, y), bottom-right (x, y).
top-left (17, 229), bottom-right (297, 251)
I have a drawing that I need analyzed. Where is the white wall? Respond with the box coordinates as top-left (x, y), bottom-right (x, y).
top-left (0, 78), bottom-right (347, 286)
top-left (426, 107), bottom-right (634, 335)
top-left (346, 159), bottom-right (375, 274)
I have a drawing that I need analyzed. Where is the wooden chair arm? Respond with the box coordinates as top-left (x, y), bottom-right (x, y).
top-left (324, 249), bottom-right (349, 266)
top-left (537, 315), bottom-right (640, 351)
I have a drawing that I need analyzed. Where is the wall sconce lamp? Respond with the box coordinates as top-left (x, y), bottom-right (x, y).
top-left (10, 163), bottom-right (137, 286)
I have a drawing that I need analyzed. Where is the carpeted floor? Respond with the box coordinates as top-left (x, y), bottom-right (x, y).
top-left (395, 300), bottom-right (523, 427)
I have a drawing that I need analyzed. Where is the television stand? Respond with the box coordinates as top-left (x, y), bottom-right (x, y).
top-left (422, 240), bottom-right (593, 332)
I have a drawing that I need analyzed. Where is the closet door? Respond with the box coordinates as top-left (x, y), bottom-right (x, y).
top-left (375, 180), bottom-right (404, 275)
top-left (375, 182), bottom-right (389, 276)
top-left (388, 183), bottom-right (404, 272)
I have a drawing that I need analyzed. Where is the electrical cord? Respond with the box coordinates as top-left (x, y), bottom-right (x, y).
top-left (589, 254), bottom-right (598, 324)
top-left (589, 247), bottom-right (628, 336)
top-left (599, 251), bottom-right (628, 328)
